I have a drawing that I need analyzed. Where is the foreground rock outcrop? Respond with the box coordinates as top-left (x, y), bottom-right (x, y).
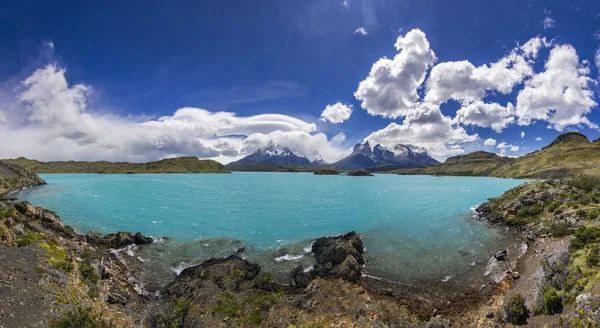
top-left (471, 176), bottom-right (600, 327)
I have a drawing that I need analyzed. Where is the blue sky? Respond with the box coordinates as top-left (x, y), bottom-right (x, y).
top-left (0, 0), bottom-right (600, 163)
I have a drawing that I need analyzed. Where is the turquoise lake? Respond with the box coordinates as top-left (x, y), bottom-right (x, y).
top-left (16, 173), bottom-right (525, 286)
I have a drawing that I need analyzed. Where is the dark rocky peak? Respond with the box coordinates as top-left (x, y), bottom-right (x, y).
top-left (352, 141), bottom-right (373, 157)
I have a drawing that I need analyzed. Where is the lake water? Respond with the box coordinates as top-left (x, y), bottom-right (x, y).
top-left (16, 173), bottom-right (525, 287)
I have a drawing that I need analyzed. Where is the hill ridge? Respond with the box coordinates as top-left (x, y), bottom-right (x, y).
top-left (1, 157), bottom-right (231, 174)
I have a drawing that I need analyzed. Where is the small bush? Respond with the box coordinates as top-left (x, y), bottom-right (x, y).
top-left (214, 292), bottom-right (243, 317)
top-left (50, 306), bottom-right (111, 328)
top-left (571, 226), bottom-right (600, 250)
top-left (255, 272), bottom-right (275, 284)
top-left (547, 201), bottom-right (561, 213)
top-left (545, 221), bottom-right (573, 238)
top-left (79, 261), bottom-right (99, 298)
top-left (504, 294), bottom-right (528, 325)
top-left (586, 244), bottom-right (600, 267)
top-left (567, 175), bottom-right (600, 193)
top-left (542, 288), bottom-right (562, 314)
top-left (41, 242), bottom-right (74, 273)
top-left (588, 211), bottom-right (599, 220)
top-left (149, 298), bottom-right (192, 328)
top-left (17, 231), bottom-right (44, 247)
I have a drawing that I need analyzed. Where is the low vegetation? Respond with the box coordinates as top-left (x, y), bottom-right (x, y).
top-left (504, 293), bottom-right (528, 325)
top-left (41, 241), bottom-right (74, 273)
top-left (347, 169), bottom-right (373, 176)
top-left (50, 306), bottom-right (112, 328)
top-left (313, 168), bottom-right (341, 175)
top-left (148, 298), bottom-right (192, 328)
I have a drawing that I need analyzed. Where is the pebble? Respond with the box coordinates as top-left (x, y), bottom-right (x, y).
top-left (511, 272), bottom-right (520, 279)
top-left (485, 311), bottom-right (494, 318)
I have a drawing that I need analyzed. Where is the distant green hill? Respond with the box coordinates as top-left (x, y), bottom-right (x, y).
top-left (396, 151), bottom-right (516, 177)
top-left (2, 157), bottom-right (230, 174)
top-left (396, 132), bottom-right (600, 178)
top-left (491, 132), bottom-right (600, 178)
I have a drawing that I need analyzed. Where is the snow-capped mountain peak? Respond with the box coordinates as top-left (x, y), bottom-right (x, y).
top-left (229, 142), bottom-right (313, 166)
top-left (333, 141), bottom-right (439, 170)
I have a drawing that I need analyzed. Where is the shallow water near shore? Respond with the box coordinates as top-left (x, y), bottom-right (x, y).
top-left (16, 173), bottom-right (525, 287)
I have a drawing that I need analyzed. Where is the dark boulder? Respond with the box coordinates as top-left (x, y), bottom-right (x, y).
top-left (312, 231), bottom-right (364, 266)
top-left (305, 231), bottom-right (365, 283)
top-left (86, 231), bottom-right (153, 248)
top-left (134, 232), bottom-right (153, 245)
top-left (13, 201), bottom-right (29, 214)
top-left (101, 232), bottom-right (135, 248)
top-left (166, 255), bottom-right (261, 297)
top-left (494, 249), bottom-right (508, 261)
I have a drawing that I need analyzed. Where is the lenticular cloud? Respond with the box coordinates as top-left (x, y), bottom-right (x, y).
top-left (0, 64), bottom-right (347, 164)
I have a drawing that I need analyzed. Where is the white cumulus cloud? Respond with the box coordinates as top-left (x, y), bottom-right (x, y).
top-left (515, 44), bottom-right (598, 131)
top-left (543, 17), bottom-right (556, 29)
top-left (365, 103), bottom-right (478, 160)
top-left (453, 101), bottom-right (515, 133)
top-left (521, 131), bottom-right (525, 138)
top-left (354, 27), bottom-right (368, 35)
top-left (354, 28), bottom-right (437, 118)
top-left (497, 142), bottom-right (520, 154)
top-left (535, 137), bottom-right (542, 141)
top-left (425, 39), bottom-right (541, 105)
top-left (319, 102), bottom-right (353, 124)
top-left (484, 138), bottom-right (497, 146)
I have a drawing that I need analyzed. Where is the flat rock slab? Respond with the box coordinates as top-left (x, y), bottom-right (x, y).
top-left (0, 246), bottom-right (66, 328)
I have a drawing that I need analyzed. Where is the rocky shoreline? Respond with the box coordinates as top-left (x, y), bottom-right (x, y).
top-left (1, 167), bottom-right (600, 326)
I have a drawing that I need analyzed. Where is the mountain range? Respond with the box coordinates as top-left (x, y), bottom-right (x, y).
top-left (5, 132), bottom-right (599, 178)
top-left (226, 141), bottom-right (439, 171)
top-left (332, 141), bottom-right (439, 170)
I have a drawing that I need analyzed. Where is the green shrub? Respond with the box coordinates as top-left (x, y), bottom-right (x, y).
top-left (504, 294), bottom-right (528, 325)
top-left (517, 203), bottom-right (543, 219)
top-left (50, 306), bottom-right (111, 328)
top-left (547, 201), bottom-right (561, 213)
top-left (545, 221), bottom-right (573, 238)
top-left (41, 242), bottom-right (74, 273)
top-left (241, 292), bottom-right (283, 325)
top-left (571, 226), bottom-right (600, 250)
top-left (78, 260), bottom-right (99, 298)
top-left (255, 272), bottom-right (275, 284)
top-left (586, 244), bottom-right (600, 267)
top-left (214, 292), bottom-right (243, 317)
top-left (542, 288), bottom-right (562, 314)
top-left (17, 231), bottom-right (44, 247)
top-left (588, 211), bottom-right (599, 220)
top-left (567, 175), bottom-right (600, 193)
top-left (150, 298), bottom-right (192, 328)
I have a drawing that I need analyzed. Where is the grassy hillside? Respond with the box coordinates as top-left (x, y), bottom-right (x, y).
top-left (0, 161), bottom-right (46, 195)
top-left (492, 132), bottom-right (600, 178)
top-left (395, 151), bottom-right (515, 176)
top-left (2, 157), bottom-right (230, 174)
top-left (396, 132), bottom-right (600, 178)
